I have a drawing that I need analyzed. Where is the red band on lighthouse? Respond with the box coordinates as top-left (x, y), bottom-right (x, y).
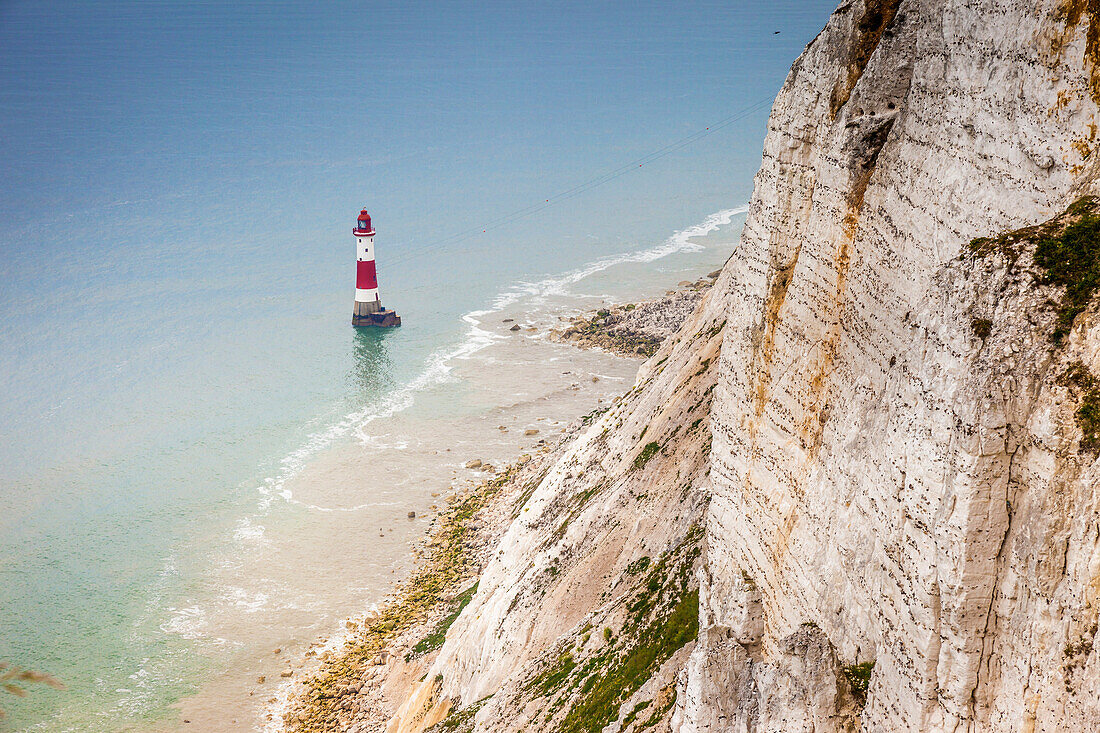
top-left (356, 259), bottom-right (378, 290)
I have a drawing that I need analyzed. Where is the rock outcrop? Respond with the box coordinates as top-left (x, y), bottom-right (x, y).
top-left (299, 1), bottom-right (1100, 731)
top-left (550, 275), bottom-right (719, 357)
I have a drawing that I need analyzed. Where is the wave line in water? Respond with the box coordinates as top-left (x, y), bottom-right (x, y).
top-left (148, 204), bottom-right (746, 728)
top-left (491, 206), bottom-right (746, 309)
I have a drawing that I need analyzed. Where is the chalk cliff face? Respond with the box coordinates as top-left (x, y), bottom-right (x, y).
top-left (695, 0), bottom-right (1100, 729)
top-left (387, 1), bottom-right (1100, 731)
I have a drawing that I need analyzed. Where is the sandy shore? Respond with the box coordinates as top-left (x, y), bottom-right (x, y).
top-left (171, 307), bottom-right (644, 731)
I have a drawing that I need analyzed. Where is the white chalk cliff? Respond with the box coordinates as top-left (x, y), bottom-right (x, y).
top-left (388, 1), bottom-right (1100, 730)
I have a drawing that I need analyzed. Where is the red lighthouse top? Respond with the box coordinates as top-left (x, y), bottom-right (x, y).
top-left (353, 209), bottom-right (375, 236)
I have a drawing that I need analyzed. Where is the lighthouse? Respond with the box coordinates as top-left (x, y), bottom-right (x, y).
top-left (352, 208), bottom-right (401, 327)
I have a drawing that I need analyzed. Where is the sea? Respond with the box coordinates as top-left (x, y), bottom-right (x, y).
top-left (0, 0), bottom-right (837, 729)
top-left (1, 203), bottom-right (745, 731)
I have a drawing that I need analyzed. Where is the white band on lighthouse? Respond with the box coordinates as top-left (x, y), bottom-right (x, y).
top-left (355, 288), bottom-right (379, 301)
top-left (356, 236), bottom-right (375, 262)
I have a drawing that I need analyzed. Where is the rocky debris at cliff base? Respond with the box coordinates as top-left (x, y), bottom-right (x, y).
top-left (549, 274), bottom-right (717, 357)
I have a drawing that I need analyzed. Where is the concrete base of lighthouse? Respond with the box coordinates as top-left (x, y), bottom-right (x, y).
top-left (352, 300), bottom-right (401, 328)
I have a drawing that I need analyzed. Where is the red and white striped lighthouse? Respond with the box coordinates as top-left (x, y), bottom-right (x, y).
top-left (352, 208), bottom-right (401, 327)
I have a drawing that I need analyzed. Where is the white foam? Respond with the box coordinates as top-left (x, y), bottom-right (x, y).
top-left (246, 206), bottom-right (746, 729)
top-left (261, 600), bottom-right (385, 733)
top-left (224, 586), bottom-right (269, 614)
top-left (160, 605), bottom-right (207, 640)
top-left (492, 205), bottom-right (746, 307)
top-left (250, 304), bottom-right (506, 516)
top-left (358, 433), bottom-right (411, 451)
top-left (289, 498), bottom-right (405, 513)
top-left (233, 517), bottom-right (267, 544)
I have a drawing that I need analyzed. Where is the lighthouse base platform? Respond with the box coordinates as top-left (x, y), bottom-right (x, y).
top-left (352, 308), bottom-right (402, 328)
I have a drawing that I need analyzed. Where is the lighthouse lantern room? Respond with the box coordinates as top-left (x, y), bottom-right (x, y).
top-left (352, 208), bottom-right (401, 327)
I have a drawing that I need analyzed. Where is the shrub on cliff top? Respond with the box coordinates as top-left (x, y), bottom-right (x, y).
top-left (1034, 206), bottom-right (1100, 343)
top-left (969, 197), bottom-right (1100, 344)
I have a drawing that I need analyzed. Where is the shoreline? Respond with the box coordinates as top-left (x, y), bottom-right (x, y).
top-left (271, 277), bottom-right (713, 733)
top-left (170, 325), bottom-right (642, 731)
top-left (277, 446), bottom-right (558, 732)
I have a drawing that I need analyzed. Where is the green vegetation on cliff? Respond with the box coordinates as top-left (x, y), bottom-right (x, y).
top-left (286, 468), bottom-right (513, 732)
top-left (969, 196), bottom-right (1100, 344)
top-left (504, 526), bottom-right (701, 733)
top-left (969, 197), bottom-right (1100, 453)
top-left (1033, 201), bottom-right (1100, 343)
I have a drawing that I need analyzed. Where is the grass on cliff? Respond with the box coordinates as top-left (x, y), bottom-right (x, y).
top-left (513, 526), bottom-right (701, 733)
top-left (431, 695), bottom-right (491, 733)
top-left (632, 441), bottom-right (661, 471)
top-left (1033, 203), bottom-right (1100, 343)
top-left (969, 196), bottom-right (1100, 344)
top-left (841, 661), bottom-right (875, 705)
top-left (554, 588), bottom-right (697, 733)
top-left (1061, 362), bottom-right (1100, 453)
top-left (969, 198), bottom-right (1100, 455)
top-left (409, 581), bottom-right (479, 659)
